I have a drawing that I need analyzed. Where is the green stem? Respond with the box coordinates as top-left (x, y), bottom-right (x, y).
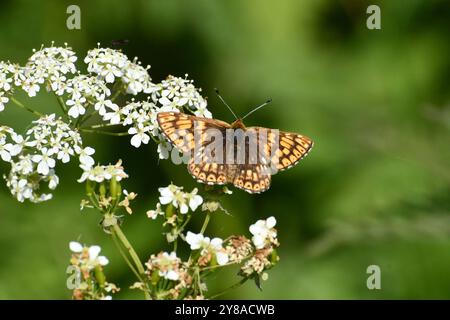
top-left (200, 213), bottom-right (211, 234)
top-left (84, 123), bottom-right (122, 129)
top-left (55, 95), bottom-right (68, 113)
top-left (111, 224), bottom-right (151, 300)
top-left (208, 278), bottom-right (248, 299)
top-left (111, 232), bottom-right (142, 281)
top-left (9, 97), bottom-right (43, 117)
top-left (80, 128), bottom-right (129, 136)
top-left (111, 86), bottom-right (123, 101)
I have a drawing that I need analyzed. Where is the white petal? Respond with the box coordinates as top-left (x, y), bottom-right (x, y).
top-left (266, 216), bottom-right (276, 228)
top-left (210, 238), bottom-right (223, 248)
top-left (69, 241), bottom-right (83, 252)
top-left (166, 270), bottom-right (179, 281)
top-left (159, 195), bottom-right (172, 205)
top-left (98, 256), bottom-right (109, 266)
top-left (180, 203), bottom-right (188, 214)
top-left (130, 134), bottom-right (142, 148)
top-left (88, 245), bottom-right (101, 259)
top-left (216, 252), bottom-right (229, 265)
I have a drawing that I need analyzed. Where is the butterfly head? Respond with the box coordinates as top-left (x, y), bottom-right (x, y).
top-left (231, 119), bottom-right (246, 129)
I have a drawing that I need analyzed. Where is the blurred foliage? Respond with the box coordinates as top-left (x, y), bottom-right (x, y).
top-left (0, 0), bottom-right (449, 299)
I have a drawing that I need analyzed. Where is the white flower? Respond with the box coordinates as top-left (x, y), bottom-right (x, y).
top-left (153, 252), bottom-right (180, 281)
top-left (77, 161), bottom-right (128, 183)
top-left (0, 141), bottom-right (13, 162)
top-left (194, 100), bottom-right (212, 118)
top-left (185, 188), bottom-right (203, 211)
top-left (88, 245), bottom-right (109, 266)
top-left (76, 146), bottom-right (95, 167)
top-left (70, 241), bottom-right (109, 268)
top-left (128, 124), bottom-right (150, 148)
top-left (146, 203), bottom-right (163, 220)
top-left (157, 137), bottom-right (172, 160)
top-left (0, 91), bottom-right (9, 112)
top-left (67, 96), bottom-right (86, 118)
top-left (32, 147), bottom-right (56, 175)
top-left (95, 95), bottom-right (117, 116)
top-left (158, 183), bottom-right (188, 214)
top-left (249, 216), bottom-right (277, 249)
top-left (103, 103), bottom-right (122, 125)
top-left (185, 232), bottom-right (229, 265)
top-left (48, 171), bottom-right (59, 189)
top-left (57, 143), bottom-right (74, 163)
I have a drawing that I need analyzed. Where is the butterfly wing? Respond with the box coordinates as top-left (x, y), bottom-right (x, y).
top-left (188, 158), bottom-right (229, 185)
top-left (157, 111), bottom-right (231, 156)
top-left (248, 127), bottom-right (313, 172)
top-left (232, 163), bottom-right (272, 194)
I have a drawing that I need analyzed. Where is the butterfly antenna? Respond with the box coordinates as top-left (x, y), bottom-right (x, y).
top-left (241, 98), bottom-right (272, 120)
top-left (214, 88), bottom-right (239, 120)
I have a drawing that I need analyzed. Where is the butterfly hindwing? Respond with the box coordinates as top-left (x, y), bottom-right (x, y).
top-left (233, 164), bottom-right (271, 194)
top-left (188, 158), bottom-right (228, 185)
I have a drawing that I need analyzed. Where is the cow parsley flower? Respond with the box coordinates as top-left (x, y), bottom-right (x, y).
top-left (0, 91), bottom-right (9, 112)
top-left (249, 216), bottom-right (278, 249)
top-left (69, 241), bottom-right (109, 267)
top-left (32, 147), bottom-right (56, 175)
top-left (2, 115), bottom-right (95, 203)
top-left (146, 251), bottom-right (181, 281)
top-left (77, 160), bottom-right (128, 183)
top-left (146, 203), bottom-right (163, 220)
top-left (185, 232), bottom-right (229, 266)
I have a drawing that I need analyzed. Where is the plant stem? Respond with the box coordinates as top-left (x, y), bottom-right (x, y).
top-left (208, 278), bottom-right (248, 299)
top-left (10, 97), bottom-right (43, 117)
top-left (55, 95), bottom-right (67, 113)
top-left (80, 128), bottom-right (129, 136)
top-left (200, 213), bottom-right (211, 234)
top-left (111, 86), bottom-right (122, 101)
top-left (111, 232), bottom-right (142, 281)
top-left (84, 123), bottom-right (122, 129)
top-left (111, 224), bottom-right (151, 300)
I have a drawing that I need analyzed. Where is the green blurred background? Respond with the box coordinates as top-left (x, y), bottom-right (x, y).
top-left (0, 0), bottom-right (449, 299)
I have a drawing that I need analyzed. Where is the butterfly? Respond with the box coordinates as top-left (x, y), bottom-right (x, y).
top-left (157, 94), bottom-right (313, 193)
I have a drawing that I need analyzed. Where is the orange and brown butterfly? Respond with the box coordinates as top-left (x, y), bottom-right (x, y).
top-left (156, 92), bottom-right (313, 194)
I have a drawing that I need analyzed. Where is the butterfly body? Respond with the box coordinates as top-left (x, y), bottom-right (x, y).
top-left (157, 112), bottom-right (313, 194)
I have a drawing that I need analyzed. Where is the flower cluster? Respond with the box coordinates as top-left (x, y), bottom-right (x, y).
top-left (78, 160), bottom-right (127, 183)
top-left (0, 61), bottom-right (15, 111)
top-left (68, 241), bottom-right (118, 300)
top-left (85, 46), bottom-right (155, 94)
top-left (155, 75), bottom-right (212, 118)
top-left (143, 251), bottom-right (194, 299)
top-left (239, 217), bottom-right (280, 276)
top-left (65, 74), bottom-right (114, 118)
top-left (2, 115), bottom-right (95, 202)
top-left (18, 44), bottom-right (78, 98)
top-left (147, 183), bottom-right (203, 218)
top-left (78, 160), bottom-right (132, 224)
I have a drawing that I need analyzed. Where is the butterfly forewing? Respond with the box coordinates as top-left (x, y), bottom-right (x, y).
top-left (157, 112), bottom-right (230, 157)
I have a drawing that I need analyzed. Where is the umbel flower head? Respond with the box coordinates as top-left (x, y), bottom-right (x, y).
top-left (249, 216), bottom-right (278, 249)
top-left (68, 241), bottom-right (118, 300)
top-left (157, 183), bottom-right (203, 214)
top-left (2, 115), bottom-right (96, 203)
